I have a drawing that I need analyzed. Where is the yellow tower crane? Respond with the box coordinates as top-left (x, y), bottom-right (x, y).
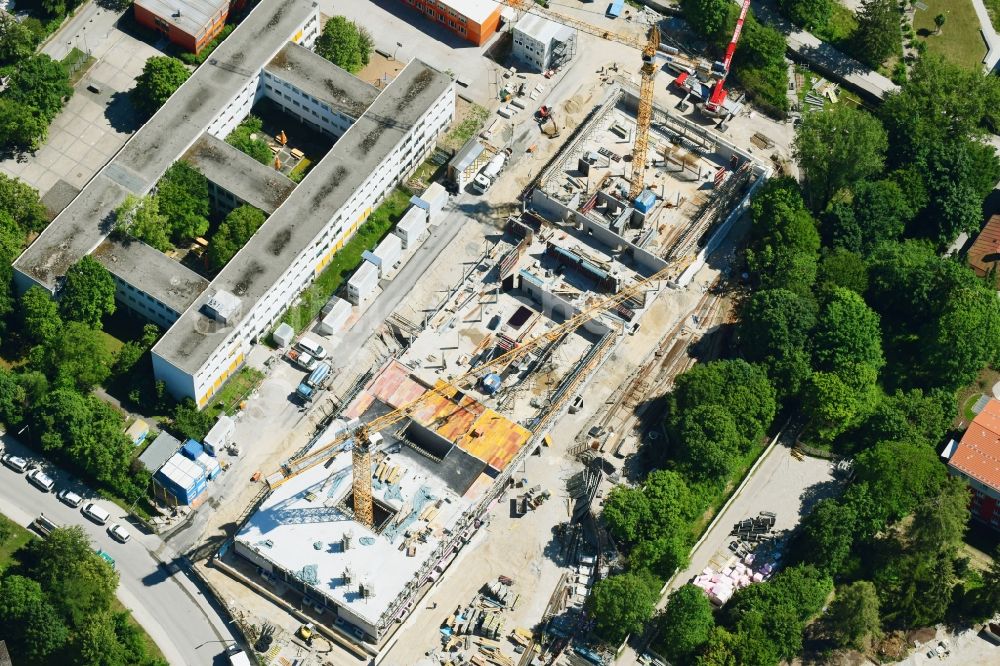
top-left (495, 0), bottom-right (692, 200)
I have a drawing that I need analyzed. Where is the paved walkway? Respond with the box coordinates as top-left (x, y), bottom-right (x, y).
top-left (752, 0), bottom-right (899, 101)
top-left (970, 0), bottom-right (1000, 71)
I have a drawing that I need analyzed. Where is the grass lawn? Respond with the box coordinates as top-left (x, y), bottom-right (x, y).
top-left (99, 329), bottom-right (125, 356)
top-left (441, 102), bottom-right (489, 152)
top-left (914, 0), bottom-right (986, 71)
top-left (280, 187), bottom-right (413, 333)
top-left (955, 367), bottom-right (1000, 427)
top-left (0, 513), bottom-right (33, 573)
top-left (205, 366), bottom-right (265, 418)
top-left (111, 599), bottom-right (168, 664)
top-left (61, 47), bottom-right (96, 86)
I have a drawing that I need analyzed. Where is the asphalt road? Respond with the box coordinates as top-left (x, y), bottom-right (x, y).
top-left (40, 1), bottom-right (128, 61)
top-left (0, 435), bottom-right (239, 666)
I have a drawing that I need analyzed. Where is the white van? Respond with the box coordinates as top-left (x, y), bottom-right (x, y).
top-left (81, 502), bottom-right (111, 525)
top-left (294, 337), bottom-right (327, 360)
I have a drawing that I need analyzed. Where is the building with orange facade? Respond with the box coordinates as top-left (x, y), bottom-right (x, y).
top-left (134, 0), bottom-right (233, 54)
top-left (944, 398), bottom-right (1000, 532)
top-left (400, 0), bottom-right (501, 46)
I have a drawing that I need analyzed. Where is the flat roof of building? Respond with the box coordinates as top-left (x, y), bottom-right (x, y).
top-left (265, 42), bottom-right (379, 119)
top-left (135, 0), bottom-right (228, 39)
top-left (236, 359), bottom-right (528, 629)
top-left (138, 431), bottom-right (183, 473)
top-left (13, 0), bottom-right (318, 290)
top-left (442, 0), bottom-right (500, 24)
top-left (91, 236), bottom-right (209, 314)
top-left (154, 60), bottom-right (452, 375)
top-left (184, 134), bottom-right (296, 215)
top-left (513, 12), bottom-right (574, 43)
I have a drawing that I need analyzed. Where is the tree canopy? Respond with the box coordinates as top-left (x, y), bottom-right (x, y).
top-left (132, 56), bottom-right (190, 117)
top-left (156, 162), bottom-right (210, 244)
top-left (315, 16), bottom-right (373, 73)
top-left (60, 256), bottom-right (116, 329)
top-left (826, 581), bottom-right (881, 649)
top-left (116, 194), bottom-right (172, 252)
top-left (589, 570), bottom-right (660, 644)
top-left (208, 205), bottom-right (266, 269)
top-left (658, 585), bottom-right (715, 662)
top-left (854, 0), bottom-right (901, 67)
top-left (778, 0), bottom-right (832, 31)
top-left (794, 105), bottom-right (887, 211)
top-left (225, 115), bottom-right (273, 165)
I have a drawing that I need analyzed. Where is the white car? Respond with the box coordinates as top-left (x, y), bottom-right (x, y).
top-left (81, 502), bottom-right (111, 525)
top-left (107, 523), bottom-right (130, 543)
top-left (56, 489), bottom-right (83, 507)
top-left (26, 468), bottom-right (54, 492)
top-left (1, 453), bottom-right (27, 473)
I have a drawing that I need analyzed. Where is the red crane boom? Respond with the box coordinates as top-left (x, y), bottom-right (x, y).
top-left (705, 0), bottom-right (751, 114)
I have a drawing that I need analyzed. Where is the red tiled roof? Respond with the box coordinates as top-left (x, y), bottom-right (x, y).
top-left (967, 214), bottom-right (1000, 277)
top-left (951, 398), bottom-right (1000, 492)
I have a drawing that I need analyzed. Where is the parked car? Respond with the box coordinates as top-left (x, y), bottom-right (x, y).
top-left (81, 502), bottom-right (111, 525)
top-left (26, 468), bottom-right (55, 492)
top-left (1, 453), bottom-right (28, 473)
top-left (294, 337), bottom-right (327, 360)
top-left (57, 489), bottom-right (83, 507)
top-left (107, 523), bottom-right (130, 543)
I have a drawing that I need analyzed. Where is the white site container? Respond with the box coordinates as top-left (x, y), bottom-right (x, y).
top-left (412, 182), bottom-right (448, 223)
top-left (202, 414), bottom-right (235, 456)
top-left (347, 261), bottom-right (379, 305)
top-left (318, 297), bottom-right (352, 335)
top-left (373, 234), bottom-right (402, 274)
top-left (273, 322), bottom-right (294, 348)
top-left (395, 206), bottom-right (427, 249)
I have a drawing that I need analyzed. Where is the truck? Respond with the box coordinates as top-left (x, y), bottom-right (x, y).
top-left (295, 361), bottom-right (332, 404)
top-left (471, 151), bottom-right (508, 195)
top-left (286, 348), bottom-right (316, 371)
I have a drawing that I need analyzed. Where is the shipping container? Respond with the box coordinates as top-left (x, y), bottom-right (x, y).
top-left (373, 234), bottom-right (402, 274)
top-left (318, 297), bottom-right (351, 335)
top-left (195, 451), bottom-right (222, 480)
top-left (203, 414), bottom-right (234, 456)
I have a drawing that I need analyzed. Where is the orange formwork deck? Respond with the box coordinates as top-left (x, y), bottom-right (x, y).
top-left (346, 361), bottom-right (532, 473)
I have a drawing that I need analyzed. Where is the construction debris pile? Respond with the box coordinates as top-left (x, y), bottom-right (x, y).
top-left (690, 512), bottom-right (784, 606)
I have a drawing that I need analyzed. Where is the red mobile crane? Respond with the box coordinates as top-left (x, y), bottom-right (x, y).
top-left (703, 0), bottom-right (752, 117)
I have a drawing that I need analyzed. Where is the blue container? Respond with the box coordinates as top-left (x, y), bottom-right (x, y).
top-left (181, 439), bottom-right (204, 460)
top-left (634, 188), bottom-right (656, 213)
top-left (607, 0), bottom-right (624, 18)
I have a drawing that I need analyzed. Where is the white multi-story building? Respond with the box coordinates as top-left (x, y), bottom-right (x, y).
top-left (12, 0), bottom-right (455, 408)
top-left (511, 12), bottom-right (576, 73)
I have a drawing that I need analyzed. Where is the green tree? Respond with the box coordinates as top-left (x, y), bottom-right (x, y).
top-left (0, 367), bottom-right (26, 428)
top-left (60, 256), bottom-right (116, 328)
top-left (0, 98), bottom-right (49, 150)
top-left (817, 247), bottom-right (868, 294)
top-left (826, 581), bottom-right (881, 649)
top-left (851, 440), bottom-right (946, 526)
top-left (116, 194), bottom-right (172, 251)
top-left (933, 13), bottom-right (945, 34)
top-left (745, 177), bottom-right (821, 296)
top-left (854, 0), bottom-right (901, 67)
top-left (225, 115), bottom-right (273, 165)
top-left (731, 15), bottom-right (790, 116)
top-left (157, 161), bottom-right (210, 243)
top-left (778, 0), bottom-right (832, 30)
top-left (854, 388), bottom-right (952, 449)
top-left (803, 371), bottom-right (867, 443)
top-left (671, 360), bottom-right (777, 445)
top-left (5, 54), bottom-right (72, 123)
top-left (908, 475), bottom-right (970, 556)
top-left (171, 398), bottom-right (214, 441)
top-left (681, 0), bottom-right (732, 38)
top-left (813, 287), bottom-right (884, 374)
top-left (132, 56), bottom-right (190, 116)
top-left (0, 13), bottom-right (39, 64)
top-left (0, 173), bottom-right (47, 232)
top-left (696, 626), bottom-right (738, 666)
top-left (22, 527), bottom-right (118, 627)
top-left (794, 105), bottom-right (887, 210)
top-left (920, 138), bottom-right (998, 246)
top-left (208, 204), bottom-right (266, 269)
top-left (677, 404), bottom-right (742, 479)
top-left (824, 179), bottom-right (911, 254)
top-left (738, 288), bottom-right (816, 398)
top-left (658, 585), bottom-right (716, 662)
top-left (602, 485), bottom-right (652, 544)
top-left (31, 321), bottom-right (114, 389)
top-left (793, 498), bottom-right (856, 575)
top-left (0, 574), bottom-right (69, 661)
top-left (314, 16), bottom-right (373, 73)
top-left (20, 285), bottom-right (62, 345)
top-left (589, 570), bottom-right (660, 643)
top-left (629, 532), bottom-right (690, 579)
